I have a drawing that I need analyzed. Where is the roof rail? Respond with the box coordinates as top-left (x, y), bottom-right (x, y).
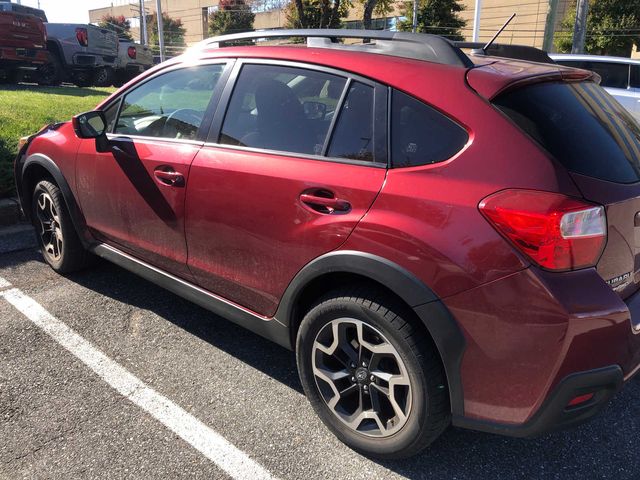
top-left (454, 42), bottom-right (555, 64)
top-left (193, 29), bottom-right (474, 68)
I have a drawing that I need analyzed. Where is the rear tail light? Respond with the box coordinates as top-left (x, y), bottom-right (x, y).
top-left (479, 189), bottom-right (606, 271)
top-left (75, 27), bottom-right (88, 47)
top-left (127, 46), bottom-right (136, 59)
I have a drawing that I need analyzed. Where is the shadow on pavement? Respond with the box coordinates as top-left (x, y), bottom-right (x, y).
top-left (3, 247), bottom-right (639, 479)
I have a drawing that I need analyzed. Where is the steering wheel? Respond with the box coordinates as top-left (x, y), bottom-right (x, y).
top-left (162, 108), bottom-right (204, 139)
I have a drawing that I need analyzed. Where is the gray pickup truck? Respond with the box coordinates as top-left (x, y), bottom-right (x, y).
top-left (114, 39), bottom-right (153, 86)
top-left (38, 22), bottom-right (119, 87)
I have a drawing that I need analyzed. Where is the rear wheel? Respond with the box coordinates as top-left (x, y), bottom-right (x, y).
top-left (73, 70), bottom-right (92, 87)
top-left (37, 52), bottom-right (63, 86)
top-left (31, 180), bottom-right (93, 273)
top-left (92, 66), bottom-right (114, 87)
top-left (296, 287), bottom-right (450, 459)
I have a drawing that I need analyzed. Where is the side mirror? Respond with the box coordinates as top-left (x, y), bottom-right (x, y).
top-left (303, 101), bottom-right (327, 120)
top-left (72, 110), bottom-right (107, 139)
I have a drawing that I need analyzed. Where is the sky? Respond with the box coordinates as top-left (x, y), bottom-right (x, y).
top-left (19, 0), bottom-right (112, 24)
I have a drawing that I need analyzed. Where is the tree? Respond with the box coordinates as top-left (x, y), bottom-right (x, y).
top-left (285, 0), bottom-right (349, 29)
top-left (554, 0), bottom-right (640, 56)
top-left (147, 13), bottom-right (186, 56)
top-left (360, 0), bottom-right (394, 30)
top-left (208, 0), bottom-right (255, 37)
top-left (98, 14), bottom-right (133, 41)
top-left (398, 0), bottom-right (466, 41)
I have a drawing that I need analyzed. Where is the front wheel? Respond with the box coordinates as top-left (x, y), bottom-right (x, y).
top-left (296, 287), bottom-right (450, 459)
top-left (31, 180), bottom-right (93, 273)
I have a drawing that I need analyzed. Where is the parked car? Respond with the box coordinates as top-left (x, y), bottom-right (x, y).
top-left (0, 0), bottom-right (48, 83)
top-left (551, 54), bottom-right (640, 121)
top-left (38, 22), bottom-right (119, 87)
top-left (14, 30), bottom-right (640, 459)
top-left (114, 39), bottom-right (153, 87)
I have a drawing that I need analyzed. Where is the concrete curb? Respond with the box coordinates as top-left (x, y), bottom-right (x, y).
top-left (0, 197), bottom-right (24, 227)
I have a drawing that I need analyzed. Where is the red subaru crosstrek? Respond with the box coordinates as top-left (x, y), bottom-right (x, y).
top-left (14, 30), bottom-right (640, 459)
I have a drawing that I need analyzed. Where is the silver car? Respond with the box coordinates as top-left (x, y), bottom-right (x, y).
top-left (551, 54), bottom-right (640, 121)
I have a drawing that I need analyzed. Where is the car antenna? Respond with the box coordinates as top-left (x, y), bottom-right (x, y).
top-left (475, 13), bottom-right (516, 55)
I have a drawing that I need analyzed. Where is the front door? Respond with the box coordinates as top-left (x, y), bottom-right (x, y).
top-left (76, 62), bottom-right (229, 279)
top-left (185, 62), bottom-right (387, 316)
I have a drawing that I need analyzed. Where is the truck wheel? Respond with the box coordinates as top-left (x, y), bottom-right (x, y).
top-left (37, 53), bottom-right (63, 86)
top-left (296, 286), bottom-right (451, 459)
top-left (73, 70), bottom-right (92, 88)
top-left (93, 67), bottom-right (115, 87)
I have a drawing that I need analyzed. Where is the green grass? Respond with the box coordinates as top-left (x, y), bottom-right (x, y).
top-left (0, 84), bottom-right (114, 198)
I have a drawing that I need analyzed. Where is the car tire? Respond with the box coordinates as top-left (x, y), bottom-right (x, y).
top-left (73, 70), bottom-right (92, 88)
top-left (92, 66), bottom-right (115, 87)
top-left (31, 180), bottom-right (94, 273)
top-left (296, 286), bottom-right (450, 459)
top-left (37, 53), bottom-right (63, 86)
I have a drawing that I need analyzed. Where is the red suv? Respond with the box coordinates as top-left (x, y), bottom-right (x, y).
top-left (14, 30), bottom-right (640, 459)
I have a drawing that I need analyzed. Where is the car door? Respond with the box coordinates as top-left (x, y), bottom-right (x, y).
top-left (630, 65), bottom-right (640, 121)
top-left (185, 61), bottom-right (388, 316)
top-left (76, 61), bottom-right (231, 279)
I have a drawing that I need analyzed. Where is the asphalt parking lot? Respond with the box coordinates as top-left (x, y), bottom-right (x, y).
top-left (1, 228), bottom-right (639, 480)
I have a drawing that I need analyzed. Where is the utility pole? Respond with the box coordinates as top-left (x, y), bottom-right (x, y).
top-left (542, 0), bottom-right (559, 52)
top-left (572, 0), bottom-right (589, 54)
top-left (412, 0), bottom-right (418, 33)
top-left (155, 0), bottom-right (164, 61)
top-left (139, 0), bottom-right (148, 45)
top-left (472, 0), bottom-right (482, 42)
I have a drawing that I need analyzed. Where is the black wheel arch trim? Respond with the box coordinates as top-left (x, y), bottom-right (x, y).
top-left (19, 153), bottom-right (91, 247)
top-left (275, 250), bottom-right (467, 416)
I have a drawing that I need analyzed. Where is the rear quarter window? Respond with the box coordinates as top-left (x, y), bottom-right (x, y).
top-left (494, 81), bottom-right (640, 184)
top-left (390, 90), bottom-right (468, 168)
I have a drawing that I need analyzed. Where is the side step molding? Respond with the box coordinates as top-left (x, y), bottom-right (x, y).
top-left (91, 244), bottom-right (292, 349)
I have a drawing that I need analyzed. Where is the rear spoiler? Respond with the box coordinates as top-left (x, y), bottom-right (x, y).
top-left (454, 42), bottom-right (556, 65)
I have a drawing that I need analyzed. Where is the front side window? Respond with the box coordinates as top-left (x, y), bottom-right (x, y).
top-left (390, 90), bottom-right (469, 167)
top-left (114, 64), bottom-right (225, 140)
top-left (219, 64), bottom-right (347, 155)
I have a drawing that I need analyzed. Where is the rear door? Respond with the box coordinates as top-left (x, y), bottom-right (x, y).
top-left (494, 80), bottom-right (640, 301)
top-left (76, 62), bottom-right (230, 279)
top-left (185, 61), bottom-right (387, 316)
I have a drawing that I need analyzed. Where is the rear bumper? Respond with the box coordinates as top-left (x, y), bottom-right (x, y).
top-left (0, 47), bottom-right (48, 67)
top-left (444, 265), bottom-right (640, 434)
top-left (453, 365), bottom-right (624, 438)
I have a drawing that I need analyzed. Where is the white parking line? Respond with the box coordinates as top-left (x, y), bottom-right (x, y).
top-left (0, 278), bottom-right (277, 480)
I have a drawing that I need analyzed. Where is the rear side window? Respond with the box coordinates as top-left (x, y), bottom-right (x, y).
top-left (327, 82), bottom-right (375, 162)
top-left (390, 90), bottom-right (468, 168)
top-left (494, 81), bottom-right (640, 184)
top-left (556, 61), bottom-right (630, 89)
top-left (219, 64), bottom-right (347, 156)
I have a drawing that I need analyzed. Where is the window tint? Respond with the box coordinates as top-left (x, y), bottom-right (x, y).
top-left (220, 64), bottom-right (347, 155)
top-left (631, 65), bottom-right (640, 89)
top-left (114, 64), bottom-right (224, 140)
top-left (494, 81), bottom-right (640, 184)
top-left (328, 82), bottom-right (375, 161)
top-left (588, 62), bottom-right (629, 89)
top-left (390, 90), bottom-right (468, 167)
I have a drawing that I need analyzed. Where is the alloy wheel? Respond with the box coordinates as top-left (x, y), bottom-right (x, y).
top-left (312, 318), bottom-right (412, 437)
top-left (35, 191), bottom-right (63, 261)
